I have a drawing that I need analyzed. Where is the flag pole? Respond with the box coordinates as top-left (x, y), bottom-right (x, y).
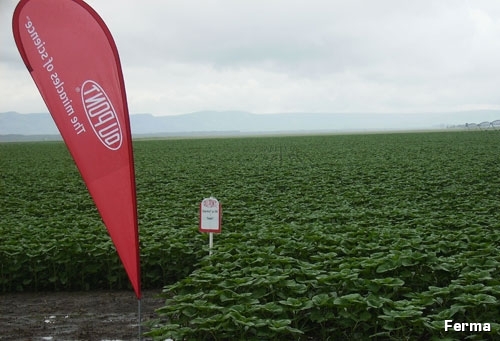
top-left (138, 298), bottom-right (142, 340)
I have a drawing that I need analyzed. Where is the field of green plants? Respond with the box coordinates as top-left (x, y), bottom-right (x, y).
top-left (1, 131), bottom-right (499, 340)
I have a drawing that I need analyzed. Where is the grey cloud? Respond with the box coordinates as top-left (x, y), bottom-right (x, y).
top-left (3, 0), bottom-right (500, 115)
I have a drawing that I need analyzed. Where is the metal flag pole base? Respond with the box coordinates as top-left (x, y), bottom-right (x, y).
top-left (138, 298), bottom-right (142, 340)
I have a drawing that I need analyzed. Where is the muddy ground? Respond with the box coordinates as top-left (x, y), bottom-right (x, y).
top-left (0, 289), bottom-right (165, 341)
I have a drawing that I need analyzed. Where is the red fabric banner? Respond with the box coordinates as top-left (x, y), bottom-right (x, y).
top-left (13, 0), bottom-right (141, 298)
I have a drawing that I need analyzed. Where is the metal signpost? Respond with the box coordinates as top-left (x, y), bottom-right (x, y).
top-left (199, 197), bottom-right (222, 255)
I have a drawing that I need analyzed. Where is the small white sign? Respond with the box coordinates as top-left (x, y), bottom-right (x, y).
top-left (199, 197), bottom-right (222, 233)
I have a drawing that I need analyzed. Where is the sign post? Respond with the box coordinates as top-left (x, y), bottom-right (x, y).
top-left (199, 197), bottom-right (222, 255)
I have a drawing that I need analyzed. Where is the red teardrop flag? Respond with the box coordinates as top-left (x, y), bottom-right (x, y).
top-left (12, 0), bottom-right (141, 298)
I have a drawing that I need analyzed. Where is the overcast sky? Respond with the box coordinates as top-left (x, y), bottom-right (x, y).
top-left (2, 0), bottom-right (500, 117)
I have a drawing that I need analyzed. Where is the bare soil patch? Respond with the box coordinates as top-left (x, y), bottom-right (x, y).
top-left (0, 289), bottom-right (164, 341)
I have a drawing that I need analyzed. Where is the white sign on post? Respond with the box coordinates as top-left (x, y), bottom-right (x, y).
top-left (199, 197), bottom-right (222, 256)
top-left (199, 197), bottom-right (222, 233)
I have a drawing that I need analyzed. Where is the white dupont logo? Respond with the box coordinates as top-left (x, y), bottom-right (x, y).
top-left (81, 80), bottom-right (123, 150)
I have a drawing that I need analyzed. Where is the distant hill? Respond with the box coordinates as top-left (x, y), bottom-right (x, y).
top-left (131, 110), bottom-right (494, 133)
top-left (1, 110), bottom-right (498, 141)
top-left (0, 112), bottom-right (59, 135)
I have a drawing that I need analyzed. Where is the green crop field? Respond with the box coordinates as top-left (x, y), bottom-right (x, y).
top-left (1, 131), bottom-right (499, 340)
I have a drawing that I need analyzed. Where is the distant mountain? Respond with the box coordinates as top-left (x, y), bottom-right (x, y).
top-left (0, 111), bottom-right (59, 135)
top-left (1, 110), bottom-right (499, 140)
